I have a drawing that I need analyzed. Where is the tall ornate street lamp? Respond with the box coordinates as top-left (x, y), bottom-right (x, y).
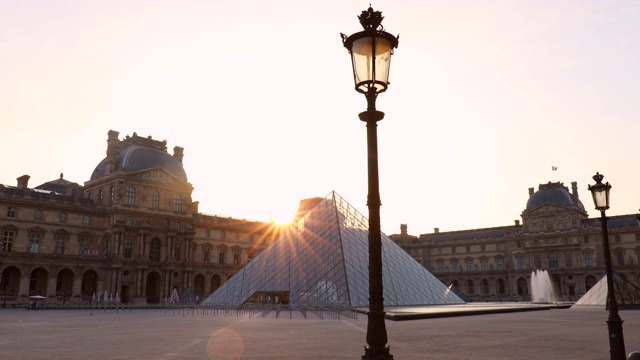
top-left (341, 6), bottom-right (398, 360)
top-left (588, 172), bottom-right (626, 360)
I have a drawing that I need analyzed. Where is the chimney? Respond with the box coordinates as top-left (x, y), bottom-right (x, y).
top-left (17, 175), bottom-right (30, 189)
top-left (571, 181), bottom-right (579, 198)
top-left (515, 220), bottom-right (520, 226)
top-left (434, 227), bottom-right (439, 234)
top-left (173, 146), bottom-right (184, 164)
top-left (400, 224), bottom-right (407, 235)
top-left (106, 130), bottom-right (120, 175)
top-left (528, 187), bottom-right (534, 196)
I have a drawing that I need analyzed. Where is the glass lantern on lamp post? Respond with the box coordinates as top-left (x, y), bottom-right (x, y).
top-left (588, 172), bottom-right (626, 360)
top-left (341, 6), bottom-right (398, 360)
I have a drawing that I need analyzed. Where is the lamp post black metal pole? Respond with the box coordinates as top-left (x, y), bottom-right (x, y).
top-left (360, 88), bottom-right (390, 359)
top-left (598, 211), bottom-right (626, 359)
top-left (589, 172), bottom-right (626, 360)
top-left (341, 7), bottom-right (398, 359)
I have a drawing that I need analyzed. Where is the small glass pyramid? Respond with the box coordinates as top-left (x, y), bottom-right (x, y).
top-left (572, 273), bottom-right (640, 308)
top-left (202, 191), bottom-right (465, 307)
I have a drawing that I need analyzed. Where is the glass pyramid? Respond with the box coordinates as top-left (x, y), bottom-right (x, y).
top-left (202, 191), bottom-right (465, 307)
top-left (572, 273), bottom-right (640, 308)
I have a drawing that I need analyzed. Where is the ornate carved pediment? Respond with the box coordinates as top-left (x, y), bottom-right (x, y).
top-left (140, 169), bottom-right (175, 184)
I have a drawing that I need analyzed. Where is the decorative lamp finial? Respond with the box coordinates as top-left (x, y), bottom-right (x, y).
top-left (358, 5), bottom-right (384, 31)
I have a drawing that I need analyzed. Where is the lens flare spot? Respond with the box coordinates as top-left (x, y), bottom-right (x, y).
top-left (207, 328), bottom-right (245, 360)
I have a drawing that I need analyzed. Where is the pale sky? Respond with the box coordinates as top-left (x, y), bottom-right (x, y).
top-left (2, 1), bottom-right (639, 236)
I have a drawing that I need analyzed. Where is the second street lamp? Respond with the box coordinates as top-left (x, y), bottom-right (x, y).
top-left (588, 172), bottom-right (626, 360)
top-left (341, 6), bottom-right (398, 360)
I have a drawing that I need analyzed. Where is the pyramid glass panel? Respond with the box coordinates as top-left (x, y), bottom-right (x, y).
top-left (202, 191), bottom-right (465, 307)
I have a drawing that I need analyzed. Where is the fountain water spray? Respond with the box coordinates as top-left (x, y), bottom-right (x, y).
top-left (531, 269), bottom-right (557, 303)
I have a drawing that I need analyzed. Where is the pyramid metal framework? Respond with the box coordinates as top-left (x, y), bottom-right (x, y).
top-left (572, 273), bottom-right (640, 308)
top-left (202, 192), bottom-right (464, 307)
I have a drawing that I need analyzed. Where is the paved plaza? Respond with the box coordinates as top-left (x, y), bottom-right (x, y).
top-left (1, 305), bottom-right (640, 359)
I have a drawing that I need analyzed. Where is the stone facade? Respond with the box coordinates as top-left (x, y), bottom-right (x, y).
top-left (391, 181), bottom-right (640, 302)
top-left (0, 131), bottom-right (277, 307)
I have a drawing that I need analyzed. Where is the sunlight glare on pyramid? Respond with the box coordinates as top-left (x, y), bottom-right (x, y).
top-left (202, 191), bottom-right (465, 307)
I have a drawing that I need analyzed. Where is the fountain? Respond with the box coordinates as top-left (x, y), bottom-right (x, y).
top-left (531, 269), bottom-right (557, 303)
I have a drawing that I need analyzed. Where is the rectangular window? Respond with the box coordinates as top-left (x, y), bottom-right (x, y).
top-left (2, 231), bottom-right (15, 252)
top-left (124, 240), bottom-right (132, 258)
top-left (565, 253), bottom-right (573, 268)
top-left (585, 253), bottom-right (593, 266)
top-left (82, 215), bottom-right (90, 226)
top-left (151, 191), bottom-right (160, 209)
top-left (549, 253), bottom-right (559, 268)
top-left (59, 212), bottom-right (67, 223)
top-left (233, 251), bottom-right (240, 265)
top-left (466, 259), bottom-right (473, 272)
top-left (174, 194), bottom-right (183, 212)
top-left (221, 231), bottom-right (226, 240)
top-left (7, 207), bottom-right (15, 218)
top-left (219, 250), bottom-right (226, 264)
top-left (481, 245), bottom-right (486, 252)
top-left (34, 209), bottom-right (43, 221)
top-left (481, 258), bottom-right (488, 271)
top-left (616, 251), bottom-right (625, 266)
top-left (204, 248), bottom-right (211, 263)
top-left (127, 216), bottom-right (134, 227)
top-left (517, 256), bottom-right (524, 270)
top-left (28, 233), bottom-right (41, 253)
top-left (437, 261), bottom-right (445, 272)
top-left (497, 257), bottom-right (504, 271)
top-left (534, 255), bottom-right (542, 268)
top-left (451, 247), bottom-right (456, 254)
top-left (466, 246), bottom-right (470, 253)
top-left (452, 261), bottom-right (458, 272)
top-left (79, 237), bottom-right (90, 255)
top-left (174, 243), bottom-right (180, 261)
top-left (55, 235), bottom-right (66, 255)
top-left (496, 244), bottom-right (502, 251)
top-left (205, 229), bottom-right (211, 238)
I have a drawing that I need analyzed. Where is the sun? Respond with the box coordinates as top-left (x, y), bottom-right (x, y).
top-left (269, 208), bottom-right (296, 226)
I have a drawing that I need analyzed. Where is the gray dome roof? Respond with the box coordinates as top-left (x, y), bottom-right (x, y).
top-left (526, 182), bottom-right (584, 211)
top-left (91, 145), bottom-right (187, 182)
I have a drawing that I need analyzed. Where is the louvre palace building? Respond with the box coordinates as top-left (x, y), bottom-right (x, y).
top-left (0, 130), bottom-right (278, 306)
top-left (390, 181), bottom-right (640, 302)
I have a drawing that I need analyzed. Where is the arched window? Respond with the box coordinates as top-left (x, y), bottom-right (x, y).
top-left (546, 217), bottom-right (554, 231)
top-left (497, 278), bottom-right (506, 294)
top-left (126, 186), bottom-right (136, 205)
top-left (517, 277), bottom-right (528, 295)
top-left (466, 280), bottom-right (475, 295)
top-left (149, 238), bottom-right (161, 261)
top-left (481, 279), bottom-right (490, 295)
top-left (151, 190), bottom-right (160, 209)
top-left (174, 194), bottom-right (182, 212)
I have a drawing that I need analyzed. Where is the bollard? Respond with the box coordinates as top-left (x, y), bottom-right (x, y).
top-left (628, 352), bottom-right (640, 360)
